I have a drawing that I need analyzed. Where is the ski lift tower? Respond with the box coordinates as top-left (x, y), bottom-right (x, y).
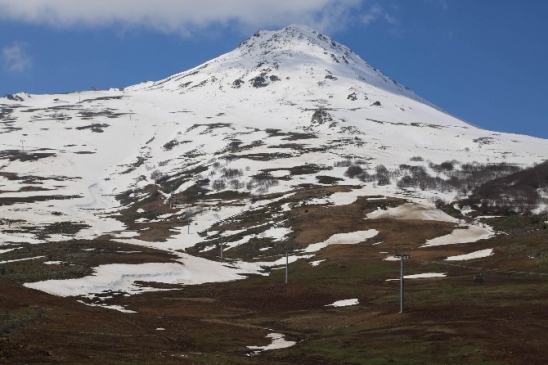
top-left (219, 237), bottom-right (224, 262)
top-left (284, 235), bottom-right (297, 284)
top-left (394, 253), bottom-right (411, 313)
top-left (285, 246), bottom-right (291, 284)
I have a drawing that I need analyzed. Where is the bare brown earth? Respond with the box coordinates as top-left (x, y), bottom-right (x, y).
top-left (1, 187), bottom-right (548, 364)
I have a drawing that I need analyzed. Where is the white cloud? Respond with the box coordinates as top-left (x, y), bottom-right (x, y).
top-left (383, 13), bottom-right (399, 26)
top-left (0, 0), bottom-right (363, 35)
top-left (2, 43), bottom-right (32, 73)
top-left (361, 4), bottom-right (383, 25)
top-left (361, 4), bottom-right (398, 27)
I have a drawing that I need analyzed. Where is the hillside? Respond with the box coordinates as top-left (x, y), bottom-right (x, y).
top-left (1, 25), bottom-right (548, 364)
top-left (469, 160), bottom-right (548, 214)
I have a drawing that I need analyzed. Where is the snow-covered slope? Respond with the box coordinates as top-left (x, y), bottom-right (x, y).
top-left (0, 24), bottom-right (547, 250)
top-left (131, 24), bottom-right (468, 131)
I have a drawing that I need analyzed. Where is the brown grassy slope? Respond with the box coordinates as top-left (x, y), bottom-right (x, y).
top-left (1, 189), bottom-right (548, 364)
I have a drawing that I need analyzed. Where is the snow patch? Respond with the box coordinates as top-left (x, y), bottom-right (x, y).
top-left (0, 247), bottom-right (22, 254)
top-left (77, 300), bottom-right (137, 314)
top-left (326, 298), bottom-right (359, 307)
top-left (446, 248), bottom-right (493, 261)
top-left (386, 273), bottom-right (446, 281)
top-left (304, 230), bottom-right (378, 253)
top-left (422, 224), bottom-right (493, 247)
top-left (366, 203), bottom-right (458, 223)
top-left (309, 259), bottom-right (325, 267)
top-left (247, 333), bottom-right (296, 354)
top-left (44, 261), bottom-right (64, 265)
top-left (0, 256), bottom-right (45, 264)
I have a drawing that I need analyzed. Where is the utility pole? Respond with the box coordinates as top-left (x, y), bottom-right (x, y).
top-left (20, 140), bottom-right (24, 152)
top-left (187, 217), bottom-right (191, 234)
top-left (285, 248), bottom-right (290, 284)
top-left (219, 238), bottom-right (224, 262)
top-left (395, 254), bottom-right (411, 313)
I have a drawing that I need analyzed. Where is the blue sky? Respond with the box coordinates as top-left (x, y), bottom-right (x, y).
top-left (1, 0), bottom-right (547, 138)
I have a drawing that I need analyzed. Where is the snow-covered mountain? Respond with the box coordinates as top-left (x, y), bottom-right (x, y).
top-left (1, 25), bottom-right (547, 303)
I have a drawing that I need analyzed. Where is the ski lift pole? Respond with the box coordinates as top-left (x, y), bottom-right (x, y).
top-left (285, 237), bottom-right (296, 284)
top-left (395, 254), bottom-right (411, 313)
top-left (285, 246), bottom-right (294, 284)
top-left (220, 238), bottom-right (224, 262)
top-left (285, 248), bottom-right (289, 284)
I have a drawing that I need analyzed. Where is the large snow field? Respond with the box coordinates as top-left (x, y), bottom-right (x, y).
top-left (0, 82), bottom-right (543, 248)
top-left (23, 252), bottom-right (256, 298)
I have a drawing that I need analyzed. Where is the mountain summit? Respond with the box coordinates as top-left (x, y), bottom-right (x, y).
top-left (151, 25), bottom-right (413, 93)
top-left (131, 24), bottom-right (468, 132)
top-left (138, 25), bottom-right (422, 99)
top-left (233, 24), bottom-right (418, 96)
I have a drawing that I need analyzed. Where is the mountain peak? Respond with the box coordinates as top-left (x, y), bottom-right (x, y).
top-left (251, 24), bottom-right (332, 46)
top-left (137, 24), bottom-right (422, 104)
top-left (238, 24), bottom-right (356, 62)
